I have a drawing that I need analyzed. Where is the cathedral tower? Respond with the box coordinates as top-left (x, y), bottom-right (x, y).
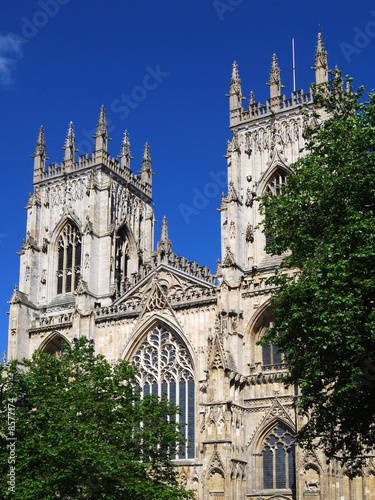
top-left (8, 106), bottom-right (155, 359)
top-left (7, 33), bottom-right (372, 499)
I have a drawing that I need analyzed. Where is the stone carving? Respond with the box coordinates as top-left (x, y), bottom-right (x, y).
top-left (304, 479), bottom-right (320, 492)
top-left (49, 179), bottom-right (86, 207)
top-left (246, 224), bottom-right (254, 243)
top-left (246, 118), bottom-right (303, 154)
top-left (229, 221), bottom-right (236, 239)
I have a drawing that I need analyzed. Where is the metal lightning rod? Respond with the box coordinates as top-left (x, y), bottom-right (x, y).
top-left (292, 38), bottom-right (296, 92)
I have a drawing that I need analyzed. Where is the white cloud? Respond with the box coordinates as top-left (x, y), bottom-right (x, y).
top-left (0, 33), bottom-right (24, 86)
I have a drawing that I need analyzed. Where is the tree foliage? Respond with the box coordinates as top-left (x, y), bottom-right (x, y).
top-left (259, 72), bottom-right (375, 469)
top-left (0, 338), bottom-right (193, 499)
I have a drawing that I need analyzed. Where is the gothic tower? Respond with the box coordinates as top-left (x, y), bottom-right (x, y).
top-left (8, 107), bottom-right (155, 359)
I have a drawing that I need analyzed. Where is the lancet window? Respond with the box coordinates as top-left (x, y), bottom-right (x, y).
top-left (264, 167), bottom-right (288, 247)
top-left (262, 423), bottom-right (295, 490)
top-left (132, 324), bottom-right (195, 459)
top-left (115, 230), bottom-right (130, 293)
top-left (57, 223), bottom-right (81, 294)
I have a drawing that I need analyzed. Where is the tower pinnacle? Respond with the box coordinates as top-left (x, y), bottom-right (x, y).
top-left (312, 28), bottom-right (328, 85)
top-left (140, 142), bottom-right (154, 185)
top-left (31, 126), bottom-right (48, 180)
top-left (62, 121), bottom-right (77, 162)
top-left (266, 54), bottom-right (284, 98)
top-left (227, 60), bottom-right (244, 113)
top-left (32, 125), bottom-right (47, 159)
top-left (157, 215), bottom-right (172, 256)
top-left (92, 105), bottom-right (112, 151)
top-left (118, 130), bottom-right (133, 169)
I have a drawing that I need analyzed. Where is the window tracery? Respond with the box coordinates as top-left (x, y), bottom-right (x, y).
top-left (264, 168), bottom-right (288, 247)
top-left (265, 168), bottom-right (287, 197)
top-left (262, 423), bottom-right (295, 490)
top-left (57, 223), bottom-right (81, 294)
top-left (132, 324), bottom-right (195, 459)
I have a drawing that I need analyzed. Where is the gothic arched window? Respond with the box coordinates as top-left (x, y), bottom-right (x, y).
top-left (132, 324), bottom-right (195, 459)
top-left (264, 167), bottom-right (288, 247)
top-left (265, 168), bottom-right (287, 197)
top-left (57, 223), bottom-right (81, 294)
top-left (262, 424), bottom-right (295, 490)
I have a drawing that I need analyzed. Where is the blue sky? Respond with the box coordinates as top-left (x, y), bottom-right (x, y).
top-left (0, 0), bottom-right (374, 357)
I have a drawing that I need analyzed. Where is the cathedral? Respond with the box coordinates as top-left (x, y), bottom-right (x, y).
top-left (7, 33), bottom-right (375, 499)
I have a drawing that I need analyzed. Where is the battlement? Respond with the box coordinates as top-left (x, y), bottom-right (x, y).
top-left (230, 88), bottom-right (314, 127)
top-left (228, 31), bottom-right (328, 127)
top-left (32, 107), bottom-right (153, 199)
top-left (37, 150), bottom-right (152, 198)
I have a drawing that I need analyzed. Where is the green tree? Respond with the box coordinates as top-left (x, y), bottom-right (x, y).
top-left (0, 338), bottom-right (194, 499)
top-left (259, 72), bottom-right (375, 469)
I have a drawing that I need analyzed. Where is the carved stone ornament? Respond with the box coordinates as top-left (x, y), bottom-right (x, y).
top-left (74, 278), bottom-right (89, 295)
top-left (304, 479), bottom-right (320, 492)
top-left (222, 247), bottom-right (236, 268)
top-left (84, 216), bottom-right (93, 235)
top-left (246, 224), bottom-right (254, 243)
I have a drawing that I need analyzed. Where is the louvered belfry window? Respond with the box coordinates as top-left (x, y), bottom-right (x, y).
top-left (57, 223), bottom-right (81, 294)
top-left (132, 324), bottom-right (195, 459)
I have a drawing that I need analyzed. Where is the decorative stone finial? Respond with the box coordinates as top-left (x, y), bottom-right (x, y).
top-left (156, 215), bottom-right (172, 256)
top-left (229, 61), bottom-right (242, 96)
top-left (227, 60), bottom-right (244, 112)
top-left (231, 60), bottom-right (240, 84)
top-left (92, 105), bottom-right (112, 151)
top-left (32, 125), bottom-right (47, 159)
top-left (267, 54), bottom-right (284, 98)
top-left (161, 215), bottom-right (169, 242)
top-left (119, 130), bottom-right (133, 169)
top-left (312, 28), bottom-right (328, 85)
top-left (32, 126), bottom-right (48, 180)
top-left (143, 142), bottom-right (151, 164)
top-left (140, 142), bottom-right (154, 185)
top-left (62, 121), bottom-right (77, 162)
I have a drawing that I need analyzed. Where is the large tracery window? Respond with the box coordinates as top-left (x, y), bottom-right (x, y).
top-left (132, 324), bottom-right (195, 459)
top-left (57, 223), bottom-right (81, 294)
top-left (262, 424), bottom-right (295, 491)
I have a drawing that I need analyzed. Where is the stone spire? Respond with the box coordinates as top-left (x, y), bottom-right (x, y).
top-left (267, 54), bottom-right (284, 98)
top-left (32, 126), bottom-right (48, 180)
top-left (92, 105), bottom-right (111, 151)
top-left (140, 142), bottom-right (154, 185)
top-left (118, 130), bottom-right (133, 169)
top-left (227, 60), bottom-right (244, 112)
top-left (157, 216), bottom-right (172, 256)
top-left (312, 28), bottom-right (328, 85)
top-left (62, 121), bottom-right (77, 162)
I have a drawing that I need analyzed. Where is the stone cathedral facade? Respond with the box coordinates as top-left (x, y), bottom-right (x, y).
top-left (7, 33), bottom-right (375, 499)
